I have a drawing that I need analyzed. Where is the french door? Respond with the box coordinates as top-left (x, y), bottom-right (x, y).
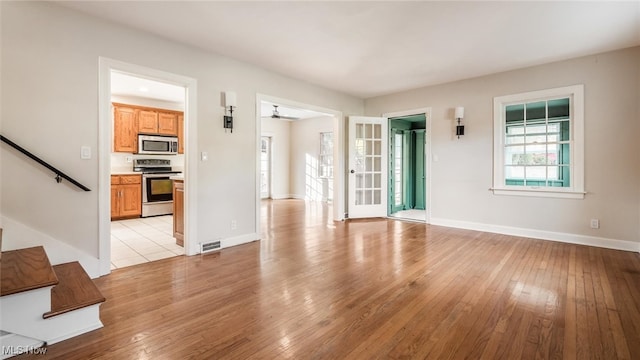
top-left (348, 116), bottom-right (388, 218)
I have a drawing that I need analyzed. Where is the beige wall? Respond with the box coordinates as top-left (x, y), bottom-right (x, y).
top-left (0, 2), bottom-right (363, 256)
top-left (366, 47), bottom-right (640, 245)
top-left (290, 116), bottom-right (334, 201)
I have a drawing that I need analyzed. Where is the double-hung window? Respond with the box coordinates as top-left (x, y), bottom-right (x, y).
top-left (493, 85), bottom-right (585, 199)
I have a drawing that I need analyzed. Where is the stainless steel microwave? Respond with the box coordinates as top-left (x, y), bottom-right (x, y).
top-left (138, 134), bottom-right (178, 155)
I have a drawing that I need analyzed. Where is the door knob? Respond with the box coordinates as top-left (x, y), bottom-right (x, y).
top-left (350, 169), bottom-right (355, 174)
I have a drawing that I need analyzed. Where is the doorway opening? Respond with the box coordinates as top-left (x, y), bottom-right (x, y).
top-left (255, 95), bottom-right (344, 239)
top-left (108, 71), bottom-right (186, 269)
top-left (98, 57), bottom-right (198, 276)
top-left (259, 100), bottom-right (334, 202)
top-left (388, 114), bottom-right (427, 222)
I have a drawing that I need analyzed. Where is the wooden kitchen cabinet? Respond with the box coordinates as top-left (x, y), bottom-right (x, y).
top-left (173, 179), bottom-right (184, 246)
top-left (139, 110), bottom-right (178, 136)
top-left (111, 175), bottom-right (142, 220)
top-left (113, 106), bottom-right (138, 153)
top-left (158, 112), bottom-right (178, 136)
top-left (113, 102), bottom-right (184, 153)
top-left (138, 110), bottom-right (159, 133)
top-left (177, 114), bottom-right (184, 154)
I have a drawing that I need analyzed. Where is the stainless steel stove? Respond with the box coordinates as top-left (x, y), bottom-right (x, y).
top-left (134, 159), bottom-right (182, 217)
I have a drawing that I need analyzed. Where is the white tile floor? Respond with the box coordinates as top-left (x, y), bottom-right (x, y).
top-left (111, 215), bottom-right (184, 270)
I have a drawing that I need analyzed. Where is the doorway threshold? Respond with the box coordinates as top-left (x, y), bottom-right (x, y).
top-left (389, 209), bottom-right (426, 222)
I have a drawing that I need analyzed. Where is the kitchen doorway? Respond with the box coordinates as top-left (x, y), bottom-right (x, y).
top-left (109, 72), bottom-right (186, 269)
top-left (98, 58), bottom-right (198, 276)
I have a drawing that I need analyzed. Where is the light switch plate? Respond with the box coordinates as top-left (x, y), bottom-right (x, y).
top-left (201, 151), bottom-right (208, 161)
top-left (80, 146), bottom-right (91, 159)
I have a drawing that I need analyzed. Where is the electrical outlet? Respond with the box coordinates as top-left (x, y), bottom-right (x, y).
top-left (125, 156), bottom-right (133, 163)
top-left (231, 220), bottom-right (237, 230)
top-left (590, 219), bottom-right (600, 229)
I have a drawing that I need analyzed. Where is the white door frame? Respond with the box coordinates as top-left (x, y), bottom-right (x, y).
top-left (383, 107), bottom-right (432, 224)
top-left (98, 58), bottom-right (198, 276)
top-left (255, 94), bottom-right (345, 235)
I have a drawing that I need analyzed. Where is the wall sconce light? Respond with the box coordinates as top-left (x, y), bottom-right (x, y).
top-left (454, 106), bottom-right (465, 139)
top-left (223, 91), bottom-right (237, 133)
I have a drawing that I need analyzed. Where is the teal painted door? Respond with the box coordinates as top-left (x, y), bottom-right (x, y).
top-left (389, 130), bottom-right (405, 213)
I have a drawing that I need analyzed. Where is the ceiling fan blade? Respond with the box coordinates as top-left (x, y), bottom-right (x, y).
top-left (271, 104), bottom-right (299, 120)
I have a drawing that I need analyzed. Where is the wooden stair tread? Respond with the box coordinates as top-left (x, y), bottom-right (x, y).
top-left (1, 246), bottom-right (58, 296)
top-left (43, 261), bottom-right (105, 319)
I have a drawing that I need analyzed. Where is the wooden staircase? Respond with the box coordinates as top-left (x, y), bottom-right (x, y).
top-left (0, 240), bottom-right (105, 358)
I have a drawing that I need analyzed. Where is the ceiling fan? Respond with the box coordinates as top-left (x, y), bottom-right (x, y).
top-left (271, 105), bottom-right (299, 120)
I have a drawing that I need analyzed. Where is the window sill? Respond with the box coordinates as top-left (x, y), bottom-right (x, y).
top-left (491, 188), bottom-right (585, 199)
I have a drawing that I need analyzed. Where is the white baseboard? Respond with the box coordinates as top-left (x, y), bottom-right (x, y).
top-left (270, 194), bottom-right (294, 200)
top-left (0, 333), bottom-right (45, 359)
top-left (222, 232), bottom-right (259, 249)
top-left (269, 195), bottom-right (331, 202)
top-left (430, 217), bottom-right (640, 253)
top-left (198, 233), bottom-right (259, 254)
top-left (0, 215), bottom-right (101, 278)
top-left (45, 311), bottom-right (103, 345)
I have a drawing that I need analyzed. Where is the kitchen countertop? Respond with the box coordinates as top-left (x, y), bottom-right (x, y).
top-left (170, 174), bottom-right (184, 181)
top-left (111, 171), bottom-right (140, 175)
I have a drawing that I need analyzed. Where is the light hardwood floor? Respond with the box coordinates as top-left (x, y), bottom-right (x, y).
top-left (19, 199), bottom-right (640, 359)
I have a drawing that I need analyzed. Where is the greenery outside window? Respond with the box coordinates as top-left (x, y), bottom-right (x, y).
top-left (493, 85), bottom-right (585, 199)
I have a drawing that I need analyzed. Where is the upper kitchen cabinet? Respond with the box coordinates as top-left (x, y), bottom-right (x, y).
top-left (112, 103), bottom-right (184, 153)
top-left (113, 105), bottom-right (138, 153)
top-left (158, 112), bottom-right (178, 136)
top-left (138, 109), bottom-right (159, 133)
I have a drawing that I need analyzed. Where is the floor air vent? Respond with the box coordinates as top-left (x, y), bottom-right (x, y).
top-left (201, 241), bottom-right (221, 253)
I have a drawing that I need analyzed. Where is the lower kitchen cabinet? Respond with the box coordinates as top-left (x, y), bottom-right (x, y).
top-left (173, 179), bottom-right (184, 246)
top-left (111, 174), bottom-right (142, 220)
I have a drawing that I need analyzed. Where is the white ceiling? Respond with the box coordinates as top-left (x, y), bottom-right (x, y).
top-left (111, 72), bottom-right (185, 103)
top-left (261, 101), bottom-right (330, 120)
top-left (62, 1), bottom-right (640, 99)
top-left (111, 72), bottom-right (327, 118)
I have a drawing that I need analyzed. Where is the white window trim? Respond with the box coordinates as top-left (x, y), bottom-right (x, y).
top-left (492, 84), bottom-right (585, 199)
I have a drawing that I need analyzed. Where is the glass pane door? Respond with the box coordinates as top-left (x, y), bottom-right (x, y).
top-left (348, 116), bottom-right (388, 218)
top-left (354, 123), bottom-right (382, 205)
